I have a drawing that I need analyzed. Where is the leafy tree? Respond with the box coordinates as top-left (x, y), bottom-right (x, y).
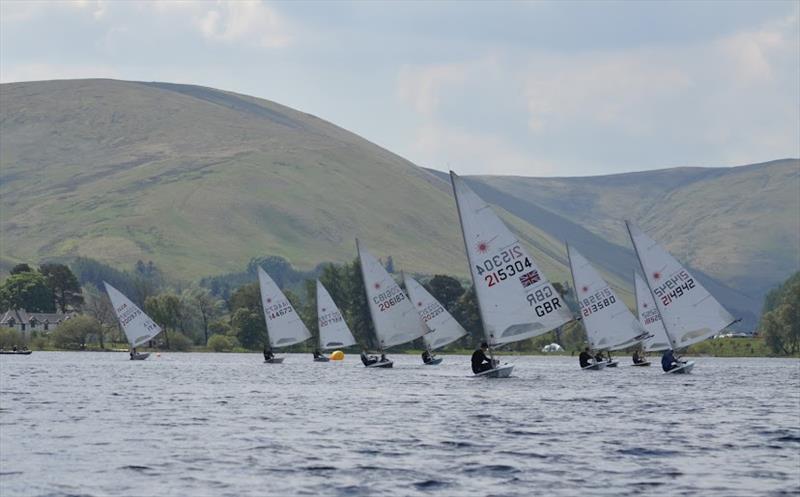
top-left (228, 283), bottom-right (261, 315)
top-left (760, 272), bottom-right (799, 355)
top-left (0, 272), bottom-right (55, 312)
top-left (384, 256), bottom-right (395, 274)
top-left (208, 318), bottom-right (232, 338)
top-left (144, 293), bottom-right (182, 349)
top-left (10, 263), bottom-right (33, 275)
top-left (231, 308), bottom-right (266, 349)
top-left (424, 275), bottom-right (465, 311)
top-left (81, 284), bottom-right (118, 348)
top-left (187, 287), bottom-right (223, 344)
top-left (452, 286), bottom-right (483, 346)
top-left (51, 315), bottom-right (102, 350)
top-left (39, 263), bottom-right (84, 312)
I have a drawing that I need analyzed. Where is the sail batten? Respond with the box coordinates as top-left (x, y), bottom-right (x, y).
top-left (357, 241), bottom-right (428, 350)
top-left (258, 267), bottom-right (312, 349)
top-left (450, 172), bottom-right (571, 346)
top-left (316, 280), bottom-right (357, 351)
top-left (626, 221), bottom-right (735, 350)
top-left (104, 282), bottom-right (162, 348)
top-left (404, 275), bottom-right (467, 351)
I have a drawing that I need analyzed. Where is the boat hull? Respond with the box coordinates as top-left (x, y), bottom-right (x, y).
top-left (665, 361), bottom-right (695, 374)
top-left (474, 364), bottom-right (513, 378)
top-left (264, 358), bottom-right (285, 364)
top-left (0, 350), bottom-right (32, 355)
top-left (631, 361), bottom-right (651, 367)
top-left (130, 353), bottom-right (150, 361)
top-left (423, 357), bottom-right (443, 366)
top-left (313, 357), bottom-right (330, 362)
top-left (582, 362), bottom-right (607, 371)
top-left (605, 360), bottom-right (619, 368)
top-left (366, 360), bottom-right (393, 368)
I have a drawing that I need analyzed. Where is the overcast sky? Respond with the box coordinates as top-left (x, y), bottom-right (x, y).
top-left (1, 0), bottom-right (798, 176)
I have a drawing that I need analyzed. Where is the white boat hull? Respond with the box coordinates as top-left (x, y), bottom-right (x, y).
top-left (474, 363), bottom-right (513, 378)
top-left (605, 360), bottom-right (619, 368)
top-left (665, 360), bottom-right (695, 374)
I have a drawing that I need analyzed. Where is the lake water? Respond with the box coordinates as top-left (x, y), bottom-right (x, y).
top-left (1, 352), bottom-right (798, 497)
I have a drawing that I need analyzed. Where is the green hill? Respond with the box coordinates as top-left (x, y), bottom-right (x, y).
top-left (1, 79), bottom-right (796, 328)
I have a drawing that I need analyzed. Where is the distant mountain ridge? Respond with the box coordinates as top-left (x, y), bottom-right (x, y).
top-left (1, 79), bottom-right (797, 330)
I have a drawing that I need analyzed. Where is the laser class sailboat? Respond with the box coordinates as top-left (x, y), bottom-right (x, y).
top-left (634, 270), bottom-right (671, 363)
top-left (625, 221), bottom-right (738, 374)
top-left (315, 279), bottom-right (357, 361)
top-left (566, 244), bottom-right (650, 370)
top-left (257, 267), bottom-right (312, 363)
top-left (104, 282), bottom-right (162, 361)
top-left (404, 275), bottom-right (468, 365)
top-left (356, 240), bottom-right (429, 368)
top-left (450, 171), bottom-right (573, 377)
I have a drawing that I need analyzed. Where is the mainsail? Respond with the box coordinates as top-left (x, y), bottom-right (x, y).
top-left (404, 275), bottom-right (467, 351)
top-left (625, 221), bottom-right (736, 349)
top-left (104, 282), bottom-right (162, 348)
top-left (257, 267), bottom-right (312, 349)
top-left (316, 280), bottom-right (357, 350)
top-left (634, 271), bottom-right (671, 352)
top-left (566, 245), bottom-right (649, 351)
top-left (357, 240), bottom-right (428, 349)
top-left (450, 171), bottom-right (572, 346)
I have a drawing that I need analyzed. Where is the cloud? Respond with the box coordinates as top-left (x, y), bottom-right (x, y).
top-left (191, 1), bottom-right (290, 49)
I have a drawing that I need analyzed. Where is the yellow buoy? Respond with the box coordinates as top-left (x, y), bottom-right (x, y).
top-left (330, 350), bottom-right (344, 361)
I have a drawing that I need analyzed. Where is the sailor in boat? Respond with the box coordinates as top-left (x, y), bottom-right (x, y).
top-left (661, 349), bottom-right (684, 372)
top-left (632, 349), bottom-right (646, 365)
top-left (360, 350), bottom-right (379, 366)
top-left (129, 348), bottom-right (135, 359)
top-left (421, 349), bottom-right (435, 364)
top-left (579, 347), bottom-right (594, 368)
top-left (312, 349), bottom-right (325, 360)
top-left (263, 346), bottom-right (274, 362)
top-left (471, 342), bottom-right (495, 374)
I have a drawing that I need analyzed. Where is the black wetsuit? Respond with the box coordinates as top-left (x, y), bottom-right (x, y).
top-left (471, 349), bottom-right (494, 374)
top-left (264, 348), bottom-right (274, 361)
top-left (661, 350), bottom-right (679, 372)
top-left (422, 350), bottom-right (432, 363)
top-left (361, 352), bottom-right (378, 366)
top-left (579, 351), bottom-right (593, 368)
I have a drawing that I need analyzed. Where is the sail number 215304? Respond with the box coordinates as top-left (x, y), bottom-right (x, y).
top-left (475, 245), bottom-right (532, 287)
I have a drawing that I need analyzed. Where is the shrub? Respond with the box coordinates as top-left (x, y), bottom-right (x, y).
top-left (207, 334), bottom-right (236, 352)
top-left (51, 316), bottom-right (101, 350)
top-left (0, 327), bottom-right (27, 349)
top-left (168, 332), bottom-right (193, 351)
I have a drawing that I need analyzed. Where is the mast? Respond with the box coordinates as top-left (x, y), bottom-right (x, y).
top-left (625, 221), bottom-right (677, 350)
top-left (565, 241), bottom-right (589, 349)
top-left (449, 171), bottom-right (493, 357)
top-left (356, 238), bottom-right (382, 353)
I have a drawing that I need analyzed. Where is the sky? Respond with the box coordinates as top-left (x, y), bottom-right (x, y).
top-left (1, 0), bottom-right (798, 177)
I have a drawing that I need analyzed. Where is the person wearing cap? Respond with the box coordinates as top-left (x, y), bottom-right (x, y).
top-left (661, 349), bottom-right (683, 372)
top-left (471, 342), bottom-right (495, 374)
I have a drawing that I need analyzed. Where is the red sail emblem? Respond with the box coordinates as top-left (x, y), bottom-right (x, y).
top-left (476, 241), bottom-right (489, 254)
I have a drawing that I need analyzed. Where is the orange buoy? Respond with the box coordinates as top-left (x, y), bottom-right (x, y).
top-left (330, 350), bottom-right (344, 361)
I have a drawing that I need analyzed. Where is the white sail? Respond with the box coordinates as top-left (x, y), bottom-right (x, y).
top-left (104, 282), bottom-right (162, 348)
top-left (450, 171), bottom-right (572, 346)
top-left (625, 221), bottom-right (735, 349)
top-left (567, 245), bottom-right (649, 351)
top-left (257, 267), bottom-right (312, 349)
top-left (404, 275), bottom-right (468, 351)
top-left (634, 271), bottom-right (671, 352)
top-left (316, 280), bottom-right (357, 350)
top-left (357, 241), bottom-right (428, 349)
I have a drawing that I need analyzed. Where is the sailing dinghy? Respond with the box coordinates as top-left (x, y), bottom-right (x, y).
top-left (625, 221), bottom-right (737, 374)
top-left (404, 275), bottom-right (468, 365)
top-left (104, 282), bottom-right (162, 360)
top-left (632, 271), bottom-right (671, 366)
top-left (257, 267), bottom-right (312, 363)
top-left (450, 172), bottom-right (573, 377)
top-left (315, 280), bottom-right (357, 362)
top-left (356, 240), bottom-right (429, 368)
top-left (566, 244), bottom-right (650, 370)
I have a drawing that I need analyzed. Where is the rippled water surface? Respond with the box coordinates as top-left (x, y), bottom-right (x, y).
top-left (1, 352), bottom-right (798, 496)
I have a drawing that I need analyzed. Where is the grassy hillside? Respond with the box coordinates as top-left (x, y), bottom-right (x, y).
top-left (1, 79), bottom-right (793, 329)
